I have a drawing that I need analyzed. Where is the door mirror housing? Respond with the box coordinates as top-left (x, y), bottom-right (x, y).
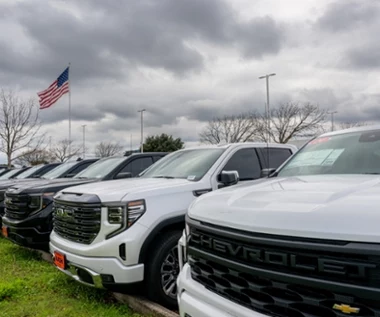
top-left (260, 168), bottom-right (276, 178)
top-left (114, 172), bottom-right (133, 179)
top-left (219, 171), bottom-right (239, 187)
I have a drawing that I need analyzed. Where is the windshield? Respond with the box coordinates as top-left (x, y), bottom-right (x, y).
top-left (278, 129), bottom-right (380, 177)
top-left (74, 156), bottom-right (126, 179)
top-left (41, 162), bottom-right (77, 179)
top-left (141, 148), bottom-right (225, 181)
top-left (0, 169), bottom-right (20, 180)
top-left (15, 165), bottom-right (42, 179)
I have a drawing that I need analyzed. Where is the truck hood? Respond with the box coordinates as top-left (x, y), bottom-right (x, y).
top-left (188, 175), bottom-right (380, 243)
top-left (0, 178), bottom-right (44, 191)
top-left (58, 177), bottom-right (197, 202)
top-left (8, 178), bottom-right (95, 194)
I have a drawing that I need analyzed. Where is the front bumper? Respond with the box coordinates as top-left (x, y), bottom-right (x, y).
top-left (2, 204), bottom-right (53, 250)
top-left (50, 242), bottom-right (144, 288)
top-left (177, 264), bottom-right (266, 317)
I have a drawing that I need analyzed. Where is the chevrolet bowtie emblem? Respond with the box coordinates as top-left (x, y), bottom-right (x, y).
top-left (333, 304), bottom-right (360, 314)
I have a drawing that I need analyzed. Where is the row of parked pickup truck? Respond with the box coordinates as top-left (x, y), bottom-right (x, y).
top-left (3, 125), bottom-right (378, 317)
top-left (0, 142), bottom-right (296, 308)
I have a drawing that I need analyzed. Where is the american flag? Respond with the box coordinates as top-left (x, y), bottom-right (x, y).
top-left (38, 67), bottom-right (69, 110)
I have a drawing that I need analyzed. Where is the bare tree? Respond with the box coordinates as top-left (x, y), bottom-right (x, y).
top-left (338, 121), bottom-right (368, 130)
top-left (0, 89), bottom-right (44, 167)
top-left (94, 141), bottom-right (123, 157)
top-left (50, 139), bottom-right (81, 162)
top-left (15, 149), bottom-right (52, 166)
top-left (199, 112), bottom-right (261, 144)
top-left (256, 102), bottom-right (328, 143)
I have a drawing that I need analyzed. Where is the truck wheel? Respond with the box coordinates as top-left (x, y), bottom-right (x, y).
top-left (146, 231), bottom-right (182, 308)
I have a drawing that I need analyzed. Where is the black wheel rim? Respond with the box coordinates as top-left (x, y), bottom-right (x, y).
top-left (160, 245), bottom-right (179, 299)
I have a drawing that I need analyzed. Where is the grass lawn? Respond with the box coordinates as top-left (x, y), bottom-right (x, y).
top-left (0, 237), bottom-right (143, 317)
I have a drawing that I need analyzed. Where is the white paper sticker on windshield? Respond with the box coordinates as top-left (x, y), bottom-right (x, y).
top-left (286, 149), bottom-right (344, 168)
top-left (187, 175), bottom-right (196, 180)
top-left (320, 149), bottom-right (345, 166)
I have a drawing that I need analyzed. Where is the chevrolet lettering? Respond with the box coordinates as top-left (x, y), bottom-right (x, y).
top-left (190, 232), bottom-right (376, 278)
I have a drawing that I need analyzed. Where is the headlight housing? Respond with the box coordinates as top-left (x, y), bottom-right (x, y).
top-left (106, 199), bottom-right (146, 239)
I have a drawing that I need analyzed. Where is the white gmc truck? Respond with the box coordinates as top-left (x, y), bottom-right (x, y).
top-left (178, 126), bottom-right (380, 317)
top-left (49, 143), bottom-right (297, 308)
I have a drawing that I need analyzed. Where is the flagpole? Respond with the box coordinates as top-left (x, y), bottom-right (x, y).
top-left (68, 63), bottom-right (71, 156)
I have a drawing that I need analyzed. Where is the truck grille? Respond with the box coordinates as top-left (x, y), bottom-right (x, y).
top-left (53, 201), bottom-right (101, 244)
top-left (187, 221), bottom-right (380, 317)
top-left (5, 193), bottom-right (40, 220)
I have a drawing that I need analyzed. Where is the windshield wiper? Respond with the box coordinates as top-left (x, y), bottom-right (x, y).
top-left (152, 176), bottom-right (175, 179)
top-left (75, 176), bottom-right (89, 179)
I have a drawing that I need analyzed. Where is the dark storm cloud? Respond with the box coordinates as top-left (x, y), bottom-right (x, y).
top-left (345, 43), bottom-right (380, 69)
top-left (0, 0), bottom-right (285, 87)
top-left (317, 0), bottom-right (380, 32)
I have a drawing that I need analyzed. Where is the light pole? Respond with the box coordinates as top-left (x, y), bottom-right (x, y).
top-left (82, 125), bottom-right (86, 158)
top-left (138, 109), bottom-right (146, 153)
top-left (328, 111), bottom-right (338, 131)
top-left (259, 73), bottom-right (276, 141)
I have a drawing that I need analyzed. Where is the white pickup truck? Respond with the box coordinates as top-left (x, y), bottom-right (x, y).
top-left (178, 126), bottom-right (380, 317)
top-left (49, 143), bottom-right (297, 308)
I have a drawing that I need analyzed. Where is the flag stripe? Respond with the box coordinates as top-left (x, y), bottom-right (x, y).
top-left (40, 82), bottom-right (69, 106)
top-left (39, 84), bottom-right (69, 108)
top-left (37, 81), bottom-right (57, 97)
top-left (38, 67), bottom-right (69, 110)
top-left (39, 82), bottom-right (69, 109)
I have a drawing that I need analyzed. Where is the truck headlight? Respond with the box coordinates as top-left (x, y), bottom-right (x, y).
top-left (126, 200), bottom-right (146, 227)
top-left (108, 206), bottom-right (125, 224)
top-left (105, 200), bottom-right (146, 239)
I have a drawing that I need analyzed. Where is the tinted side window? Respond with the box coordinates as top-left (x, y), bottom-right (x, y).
top-left (222, 148), bottom-right (261, 181)
top-left (118, 157), bottom-right (154, 177)
top-left (261, 148), bottom-right (292, 169)
top-left (37, 165), bottom-right (58, 176)
top-left (153, 155), bottom-right (165, 163)
top-left (131, 157), bottom-right (154, 176)
top-left (68, 162), bottom-right (94, 176)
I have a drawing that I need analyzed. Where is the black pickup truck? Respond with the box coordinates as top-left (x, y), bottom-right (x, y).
top-left (2, 152), bottom-right (167, 250)
top-left (0, 160), bottom-right (99, 226)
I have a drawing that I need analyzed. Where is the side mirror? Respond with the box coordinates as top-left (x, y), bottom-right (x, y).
top-left (114, 172), bottom-right (133, 179)
top-left (219, 171), bottom-right (239, 187)
top-left (260, 168), bottom-right (276, 178)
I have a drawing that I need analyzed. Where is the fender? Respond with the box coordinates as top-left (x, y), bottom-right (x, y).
top-left (138, 215), bottom-right (185, 264)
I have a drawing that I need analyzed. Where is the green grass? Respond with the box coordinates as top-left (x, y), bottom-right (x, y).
top-left (0, 238), bottom-right (143, 317)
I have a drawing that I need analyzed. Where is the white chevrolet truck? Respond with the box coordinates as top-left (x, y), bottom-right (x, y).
top-left (178, 126), bottom-right (380, 317)
top-left (49, 143), bottom-right (297, 307)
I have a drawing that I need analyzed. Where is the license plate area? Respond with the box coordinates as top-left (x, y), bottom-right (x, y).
top-left (2, 226), bottom-right (8, 238)
top-left (53, 251), bottom-right (66, 270)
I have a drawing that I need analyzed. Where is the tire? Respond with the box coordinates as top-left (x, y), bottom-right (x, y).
top-left (145, 230), bottom-right (182, 309)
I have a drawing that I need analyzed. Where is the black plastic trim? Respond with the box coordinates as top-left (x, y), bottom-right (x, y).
top-left (138, 215), bottom-right (185, 263)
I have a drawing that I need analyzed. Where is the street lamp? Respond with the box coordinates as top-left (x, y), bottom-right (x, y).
top-left (138, 109), bottom-right (146, 153)
top-left (81, 125), bottom-right (86, 158)
top-left (259, 73), bottom-right (276, 141)
top-left (327, 111), bottom-right (338, 132)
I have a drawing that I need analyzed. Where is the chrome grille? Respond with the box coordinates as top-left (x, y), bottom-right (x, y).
top-left (53, 201), bottom-right (101, 244)
top-left (4, 193), bottom-right (38, 220)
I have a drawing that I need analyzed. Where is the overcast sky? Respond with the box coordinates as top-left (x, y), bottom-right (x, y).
top-left (0, 0), bottom-right (379, 162)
